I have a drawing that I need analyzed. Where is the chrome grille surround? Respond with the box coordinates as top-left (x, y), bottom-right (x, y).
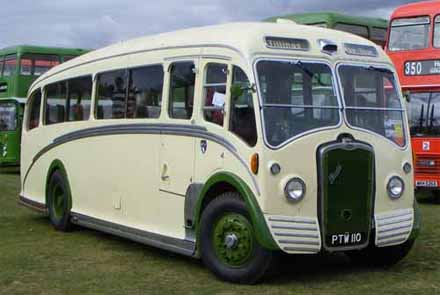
top-left (375, 208), bottom-right (414, 248)
top-left (265, 215), bottom-right (321, 254)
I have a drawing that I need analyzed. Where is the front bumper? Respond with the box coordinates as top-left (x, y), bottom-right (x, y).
top-left (264, 208), bottom-right (415, 254)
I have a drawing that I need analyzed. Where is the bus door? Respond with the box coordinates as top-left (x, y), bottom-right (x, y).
top-left (158, 61), bottom-right (197, 237)
top-left (0, 100), bottom-right (20, 166)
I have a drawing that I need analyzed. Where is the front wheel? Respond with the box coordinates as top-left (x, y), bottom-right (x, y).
top-left (200, 192), bottom-right (273, 284)
top-left (347, 238), bottom-right (415, 267)
top-left (47, 170), bottom-right (72, 231)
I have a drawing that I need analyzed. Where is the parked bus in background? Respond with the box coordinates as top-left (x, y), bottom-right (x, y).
top-left (0, 45), bottom-right (88, 168)
top-left (386, 0), bottom-right (440, 197)
top-left (20, 22), bottom-right (419, 283)
top-left (265, 12), bottom-right (388, 47)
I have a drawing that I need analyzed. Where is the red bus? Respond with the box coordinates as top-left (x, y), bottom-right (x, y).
top-left (386, 0), bottom-right (440, 195)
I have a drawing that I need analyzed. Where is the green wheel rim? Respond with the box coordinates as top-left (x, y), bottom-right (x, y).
top-left (212, 212), bottom-right (255, 267)
top-left (51, 184), bottom-right (65, 221)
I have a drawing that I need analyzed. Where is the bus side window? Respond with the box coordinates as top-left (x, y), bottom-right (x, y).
top-left (0, 56), bottom-right (4, 76)
top-left (229, 66), bottom-right (257, 147)
top-left (169, 62), bottom-right (195, 120)
top-left (203, 63), bottom-right (227, 126)
top-left (128, 65), bottom-right (164, 119)
top-left (3, 54), bottom-right (17, 77)
top-left (27, 89), bottom-right (42, 130)
top-left (45, 82), bottom-right (67, 125)
top-left (67, 76), bottom-right (93, 121)
top-left (96, 70), bottom-right (127, 119)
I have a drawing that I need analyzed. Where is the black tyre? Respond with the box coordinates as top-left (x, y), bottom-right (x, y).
top-left (432, 190), bottom-right (440, 204)
top-left (347, 238), bottom-right (415, 267)
top-left (200, 192), bottom-right (273, 284)
top-left (47, 170), bottom-right (72, 231)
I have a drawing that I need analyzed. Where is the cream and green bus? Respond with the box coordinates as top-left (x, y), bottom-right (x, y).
top-left (20, 22), bottom-right (420, 283)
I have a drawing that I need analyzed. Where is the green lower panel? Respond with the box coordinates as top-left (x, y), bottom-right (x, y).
top-left (319, 142), bottom-right (374, 250)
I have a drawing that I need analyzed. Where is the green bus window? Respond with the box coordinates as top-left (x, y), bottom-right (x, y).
top-left (334, 23), bottom-right (369, 38)
top-left (20, 55), bottom-right (59, 76)
top-left (96, 70), bottom-right (127, 119)
top-left (230, 66), bottom-right (257, 146)
top-left (169, 62), bottom-right (195, 119)
top-left (45, 81), bottom-right (67, 125)
top-left (203, 63), bottom-right (227, 126)
top-left (67, 76), bottom-right (92, 122)
top-left (28, 89), bottom-right (42, 130)
top-left (0, 57), bottom-right (4, 76)
top-left (3, 55), bottom-right (17, 77)
top-left (371, 27), bottom-right (387, 47)
top-left (128, 65), bottom-right (164, 119)
top-left (0, 102), bottom-right (17, 131)
top-left (63, 55), bottom-right (76, 62)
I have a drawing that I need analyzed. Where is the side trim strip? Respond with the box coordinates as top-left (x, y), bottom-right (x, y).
top-left (23, 123), bottom-right (260, 195)
top-left (18, 195), bottom-right (47, 214)
top-left (71, 212), bottom-right (196, 257)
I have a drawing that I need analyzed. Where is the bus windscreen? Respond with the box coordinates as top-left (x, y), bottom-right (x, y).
top-left (408, 92), bottom-right (440, 137)
top-left (389, 17), bottom-right (430, 51)
top-left (0, 102), bottom-right (17, 131)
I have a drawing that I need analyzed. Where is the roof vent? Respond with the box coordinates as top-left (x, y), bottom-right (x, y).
top-left (276, 18), bottom-right (297, 24)
top-left (319, 39), bottom-right (338, 55)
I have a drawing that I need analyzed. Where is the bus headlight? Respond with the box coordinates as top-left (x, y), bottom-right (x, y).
top-left (387, 176), bottom-right (404, 199)
top-left (285, 178), bottom-right (306, 202)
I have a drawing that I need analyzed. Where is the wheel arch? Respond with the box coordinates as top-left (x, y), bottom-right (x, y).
top-left (45, 159), bottom-right (72, 209)
top-left (193, 172), bottom-right (278, 252)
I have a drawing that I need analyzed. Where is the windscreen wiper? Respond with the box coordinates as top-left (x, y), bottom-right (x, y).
top-left (418, 104), bottom-right (425, 132)
top-left (295, 61), bottom-right (314, 79)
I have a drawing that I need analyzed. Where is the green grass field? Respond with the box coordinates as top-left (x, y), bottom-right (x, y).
top-left (1, 172), bottom-right (439, 295)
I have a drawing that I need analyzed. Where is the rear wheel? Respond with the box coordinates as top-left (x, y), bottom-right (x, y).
top-left (432, 190), bottom-right (440, 204)
top-left (200, 192), bottom-right (273, 284)
top-left (347, 238), bottom-right (415, 267)
top-left (47, 170), bottom-right (72, 231)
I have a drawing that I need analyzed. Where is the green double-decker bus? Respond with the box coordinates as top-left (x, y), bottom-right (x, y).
top-left (0, 45), bottom-right (89, 168)
top-left (265, 12), bottom-right (388, 47)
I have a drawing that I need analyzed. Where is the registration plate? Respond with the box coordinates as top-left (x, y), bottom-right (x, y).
top-left (329, 232), bottom-right (363, 247)
top-left (416, 180), bottom-right (438, 188)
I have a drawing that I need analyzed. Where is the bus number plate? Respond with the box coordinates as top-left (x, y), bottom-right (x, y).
top-left (404, 60), bottom-right (440, 76)
top-left (416, 180), bottom-right (438, 187)
top-left (330, 232), bottom-right (363, 247)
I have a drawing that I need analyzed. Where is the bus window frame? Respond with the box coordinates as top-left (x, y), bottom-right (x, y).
top-left (26, 88), bottom-right (43, 131)
top-left (388, 15), bottom-right (431, 52)
top-left (2, 54), bottom-right (18, 77)
top-left (202, 62), bottom-right (229, 128)
top-left (253, 57), bottom-right (343, 150)
top-left (336, 62), bottom-right (408, 150)
top-left (167, 60), bottom-right (197, 121)
top-left (43, 74), bottom-right (93, 125)
top-left (0, 99), bottom-right (18, 132)
top-left (433, 14), bottom-right (440, 48)
top-left (334, 22), bottom-right (370, 39)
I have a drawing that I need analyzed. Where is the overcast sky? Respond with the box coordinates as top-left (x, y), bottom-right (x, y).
top-left (0, 0), bottom-right (424, 50)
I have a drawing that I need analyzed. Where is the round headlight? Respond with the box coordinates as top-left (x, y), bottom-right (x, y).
top-left (387, 176), bottom-right (405, 199)
top-left (285, 178), bottom-right (306, 202)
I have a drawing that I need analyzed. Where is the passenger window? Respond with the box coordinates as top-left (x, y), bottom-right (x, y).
top-left (96, 70), bottom-right (127, 119)
top-left (203, 63), bottom-right (227, 126)
top-left (169, 62), bottom-right (195, 119)
top-left (128, 65), bottom-right (164, 119)
top-left (67, 76), bottom-right (92, 121)
top-left (3, 55), bottom-right (17, 77)
top-left (0, 57), bottom-right (4, 76)
top-left (45, 82), bottom-right (67, 125)
top-left (230, 67), bottom-right (257, 146)
top-left (27, 89), bottom-right (41, 130)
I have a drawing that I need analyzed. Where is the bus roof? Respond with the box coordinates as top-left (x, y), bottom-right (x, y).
top-left (265, 12), bottom-right (388, 29)
top-left (0, 45), bottom-right (90, 57)
top-left (391, 0), bottom-right (440, 19)
top-left (31, 22), bottom-right (391, 89)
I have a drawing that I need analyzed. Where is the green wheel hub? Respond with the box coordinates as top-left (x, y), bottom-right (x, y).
top-left (212, 213), bottom-right (255, 267)
top-left (51, 184), bottom-right (65, 221)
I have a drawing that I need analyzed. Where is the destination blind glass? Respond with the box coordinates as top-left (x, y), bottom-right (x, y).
top-left (404, 60), bottom-right (440, 76)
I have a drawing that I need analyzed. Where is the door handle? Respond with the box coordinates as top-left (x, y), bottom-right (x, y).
top-left (161, 163), bottom-right (170, 181)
